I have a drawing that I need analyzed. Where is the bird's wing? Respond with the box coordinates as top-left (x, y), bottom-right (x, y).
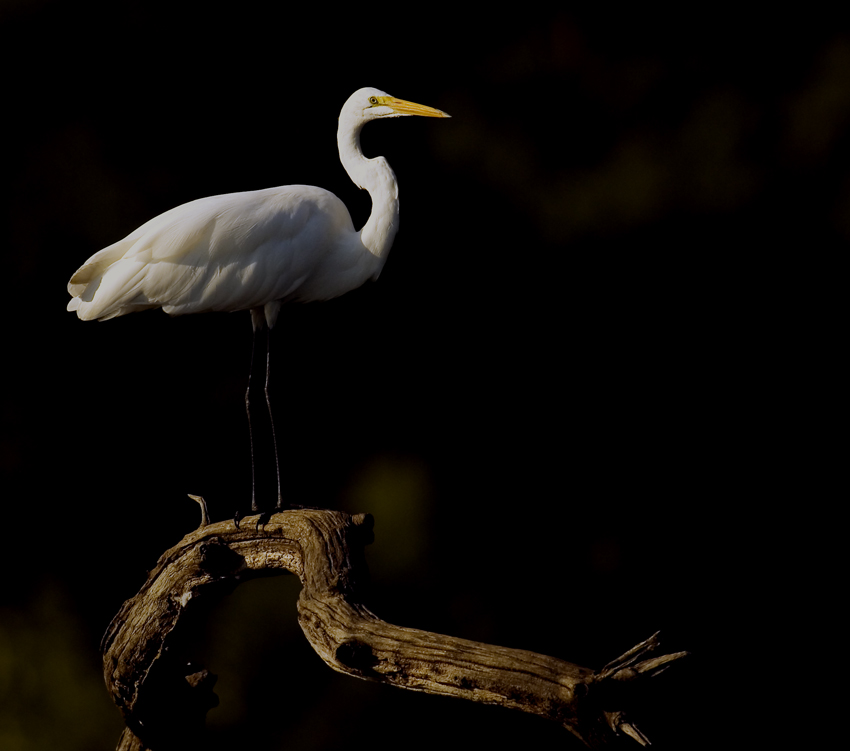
top-left (154, 187), bottom-right (358, 314)
top-left (67, 186), bottom-right (357, 321)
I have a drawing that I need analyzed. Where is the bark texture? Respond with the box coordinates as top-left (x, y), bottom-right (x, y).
top-left (102, 508), bottom-right (686, 750)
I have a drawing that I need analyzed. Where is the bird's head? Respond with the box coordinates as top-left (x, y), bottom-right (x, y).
top-left (342, 87), bottom-right (451, 125)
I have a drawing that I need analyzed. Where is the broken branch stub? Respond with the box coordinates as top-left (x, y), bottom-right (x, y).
top-left (101, 508), bottom-right (687, 749)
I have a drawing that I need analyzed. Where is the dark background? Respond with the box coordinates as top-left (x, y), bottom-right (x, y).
top-left (1, 3), bottom-right (841, 749)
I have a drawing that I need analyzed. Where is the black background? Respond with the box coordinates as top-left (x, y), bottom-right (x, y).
top-left (1, 3), bottom-right (841, 749)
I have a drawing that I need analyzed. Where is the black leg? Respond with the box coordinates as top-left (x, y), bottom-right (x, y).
top-left (235, 324), bottom-right (260, 528)
top-left (265, 326), bottom-right (283, 510)
top-left (255, 326), bottom-right (282, 529)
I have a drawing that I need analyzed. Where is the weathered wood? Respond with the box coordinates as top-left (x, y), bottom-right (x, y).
top-left (101, 508), bottom-right (686, 750)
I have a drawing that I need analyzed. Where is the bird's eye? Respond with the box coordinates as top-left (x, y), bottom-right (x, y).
top-left (369, 96), bottom-right (378, 105)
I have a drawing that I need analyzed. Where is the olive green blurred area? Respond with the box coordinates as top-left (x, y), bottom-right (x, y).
top-left (1, 2), bottom-right (840, 749)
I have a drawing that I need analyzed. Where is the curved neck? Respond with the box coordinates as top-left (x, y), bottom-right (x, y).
top-left (338, 121), bottom-right (399, 260)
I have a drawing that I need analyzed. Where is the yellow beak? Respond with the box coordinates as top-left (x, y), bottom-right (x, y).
top-left (381, 96), bottom-right (451, 118)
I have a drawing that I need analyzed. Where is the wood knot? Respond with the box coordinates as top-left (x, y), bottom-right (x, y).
top-left (335, 639), bottom-right (378, 673)
top-left (197, 538), bottom-right (242, 577)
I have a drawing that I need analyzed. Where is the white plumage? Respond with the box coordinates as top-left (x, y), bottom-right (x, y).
top-left (67, 87), bottom-right (449, 329)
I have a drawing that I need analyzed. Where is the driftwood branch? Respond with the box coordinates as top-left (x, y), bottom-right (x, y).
top-left (101, 508), bottom-right (686, 750)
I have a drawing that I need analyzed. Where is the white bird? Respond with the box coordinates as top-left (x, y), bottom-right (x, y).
top-left (67, 86), bottom-right (450, 522)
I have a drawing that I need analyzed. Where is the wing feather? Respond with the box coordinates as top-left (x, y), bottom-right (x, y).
top-left (66, 186), bottom-right (359, 321)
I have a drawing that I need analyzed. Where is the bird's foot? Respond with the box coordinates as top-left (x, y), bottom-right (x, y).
top-left (255, 510), bottom-right (274, 530)
top-left (255, 498), bottom-right (298, 528)
top-left (234, 495), bottom-right (264, 529)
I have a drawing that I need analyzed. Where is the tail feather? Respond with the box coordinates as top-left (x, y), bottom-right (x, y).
top-left (67, 236), bottom-right (144, 320)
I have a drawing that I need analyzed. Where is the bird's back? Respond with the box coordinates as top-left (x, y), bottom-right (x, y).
top-left (67, 185), bottom-right (381, 322)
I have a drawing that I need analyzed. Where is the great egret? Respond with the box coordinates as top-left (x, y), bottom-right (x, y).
top-left (67, 86), bottom-right (450, 522)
